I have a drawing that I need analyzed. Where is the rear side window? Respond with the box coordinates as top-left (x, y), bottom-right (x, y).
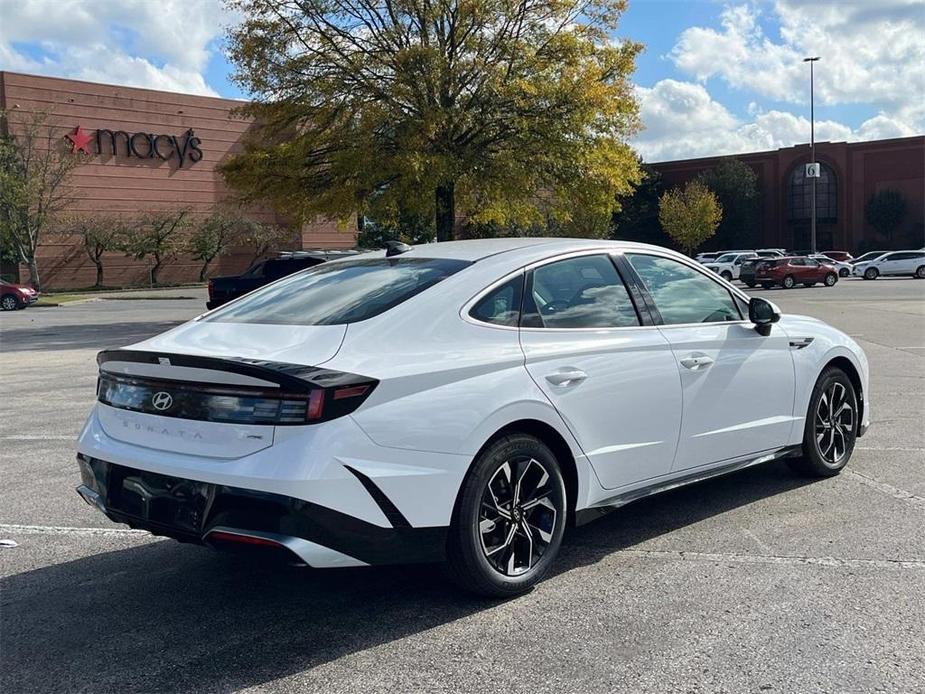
top-left (523, 255), bottom-right (640, 329)
top-left (626, 254), bottom-right (742, 325)
top-left (470, 276), bottom-right (523, 327)
top-left (205, 257), bottom-right (471, 326)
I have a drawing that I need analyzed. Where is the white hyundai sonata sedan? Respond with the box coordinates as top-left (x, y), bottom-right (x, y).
top-left (76, 239), bottom-right (870, 596)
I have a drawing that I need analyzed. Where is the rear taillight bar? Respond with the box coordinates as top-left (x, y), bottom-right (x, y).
top-left (96, 350), bottom-right (377, 425)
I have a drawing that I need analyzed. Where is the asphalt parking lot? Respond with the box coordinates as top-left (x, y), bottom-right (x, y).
top-left (1, 278), bottom-right (923, 694)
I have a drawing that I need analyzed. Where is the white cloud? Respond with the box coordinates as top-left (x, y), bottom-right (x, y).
top-left (633, 78), bottom-right (915, 162)
top-left (669, 0), bottom-right (925, 132)
top-left (0, 0), bottom-right (236, 96)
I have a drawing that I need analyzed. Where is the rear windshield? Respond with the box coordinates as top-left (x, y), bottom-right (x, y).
top-left (760, 259), bottom-right (784, 267)
top-left (204, 257), bottom-right (471, 326)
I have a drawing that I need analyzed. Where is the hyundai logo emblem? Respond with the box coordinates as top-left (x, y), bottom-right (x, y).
top-left (151, 391), bottom-right (174, 411)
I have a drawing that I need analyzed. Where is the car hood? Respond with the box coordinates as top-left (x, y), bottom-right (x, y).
top-left (124, 319), bottom-right (347, 366)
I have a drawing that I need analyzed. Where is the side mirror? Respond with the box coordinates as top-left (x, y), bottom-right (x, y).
top-left (749, 297), bottom-right (781, 335)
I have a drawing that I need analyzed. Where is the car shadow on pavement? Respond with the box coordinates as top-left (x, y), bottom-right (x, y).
top-left (0, 461), bottom-right (812, 693)
top-left (1, 321), bottom-right (184, 351)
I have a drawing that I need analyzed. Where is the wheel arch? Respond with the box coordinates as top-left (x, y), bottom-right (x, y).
top-left (454, 418), bottom-right (583, 528)
top-left (823, 355), bottom-right (864, 434)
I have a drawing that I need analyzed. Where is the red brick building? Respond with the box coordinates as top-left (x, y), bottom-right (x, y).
top-left (0, 71), bottom-right (356, 289)
top-left (651, 136), bottom-right (925, 253)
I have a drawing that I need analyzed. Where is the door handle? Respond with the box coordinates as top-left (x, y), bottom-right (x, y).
top-left (545, 369), bottom-right (588, 386)
top-left (680, 355), bottom-right (714, 371)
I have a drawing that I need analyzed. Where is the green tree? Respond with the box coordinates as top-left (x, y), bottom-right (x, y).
top-left (658, 180), bottom-right (722, 256)
top-left (610, 160), bottom-right (671, 247)
top-left (0, 110), bottom-right (81, 289)
top-left (222, 0), bottom-right (642, 242)
top-left (699, 158), bottom-right (760, 250)
top-left (124, 210), bottom-right (190, 285)
top-left (239, 220), bottom-right (295, 264)
top-left (188, 211), bottom-right (246, 281)
top-left (65, 215), bottom-right (130, 288)
top-left (865, 189), bottom-right (906, 243)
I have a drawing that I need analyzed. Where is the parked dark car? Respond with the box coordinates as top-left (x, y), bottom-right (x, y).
top-left (739, 250), bottom-right (785, 286)
top-left (206, 250), bottom-right (358, 309)
top-left (0, 279), bottom-right (39, 310)
top-left (754, 256), bottom-right (839, 289)
top-left (821, 250), bottom-right (853, 263)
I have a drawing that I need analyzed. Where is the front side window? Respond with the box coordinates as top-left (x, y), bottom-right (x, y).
top-left (626, 254), bottom-right (742, 325)
top-left (204, 257), bottom-right (471, 326)
top-left (523, 255), bottom-right (639, 329)
top-left (469, 276), bottom-right (524, 327)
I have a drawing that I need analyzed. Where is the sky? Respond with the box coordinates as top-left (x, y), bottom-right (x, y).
top-left (1, 0), bottom-right (922, 162)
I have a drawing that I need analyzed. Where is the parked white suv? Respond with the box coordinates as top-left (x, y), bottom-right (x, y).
top-left (704, 252), bottom-right (758, 280)
top-left (853, 250), bottom-right (925, 280)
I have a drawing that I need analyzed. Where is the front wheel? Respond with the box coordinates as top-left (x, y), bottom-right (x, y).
top-left (824, 272), bottom-right (838, 286)
top-left (1, 294), bottom-right (21, 311)
top-left (839, 268), bottom-right (850, 277)
top-left (864, 267), bottom-right (879, 280)
top-left (721, 270), bottom-right (733, 281)
top-left (782, 275), bottom-right (795, 289)
top-left (447, 434), bottom-right (567, 597)
top-left (788, 367), bottom-right (858, 477)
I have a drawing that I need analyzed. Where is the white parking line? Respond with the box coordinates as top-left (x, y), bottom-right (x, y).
top-left (0, 523), bottom-right (152, 536)
top-left (844, 470), bottom-right (925, 507)
top-left (621, 549), bottom-right (925, 570)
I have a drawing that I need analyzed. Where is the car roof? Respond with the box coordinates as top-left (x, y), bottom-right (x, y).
top-left (349, 237), bottom-right (692, 263)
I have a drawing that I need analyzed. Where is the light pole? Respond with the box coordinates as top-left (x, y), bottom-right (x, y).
top-left (804, 56), bottom-right (820, 253)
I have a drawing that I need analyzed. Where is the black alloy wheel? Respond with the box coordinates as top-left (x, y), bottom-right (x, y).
top-left (789, 367), bottom-right (858, 477)
top-left (447, 434), bottom-right (567, 597)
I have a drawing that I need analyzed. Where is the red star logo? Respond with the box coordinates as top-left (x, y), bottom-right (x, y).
top-left (66, 125), bottom-right (93, 155)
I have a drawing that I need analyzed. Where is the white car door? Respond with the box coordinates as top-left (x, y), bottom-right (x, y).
top-left (624, 253), bottom-right (797, 472)
top-left (519, 253), bottom-right (682, 490)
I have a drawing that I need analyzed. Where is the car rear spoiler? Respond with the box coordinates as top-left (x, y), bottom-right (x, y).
top-left (96, 349), bottom-right (370, 393)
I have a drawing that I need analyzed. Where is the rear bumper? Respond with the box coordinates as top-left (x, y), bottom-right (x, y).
top-left (76, 454), bottom-right (447, 567)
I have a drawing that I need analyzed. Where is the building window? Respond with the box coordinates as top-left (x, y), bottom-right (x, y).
top-left (788, 162), bottom-right (837, 221)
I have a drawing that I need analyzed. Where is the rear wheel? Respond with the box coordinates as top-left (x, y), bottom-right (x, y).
top-left (447, 434), bottom-right (567, 597)
top-left (721, 270), bottom-right (733, 281)
top-left (824, 272), bottom-right (838, 286)
top-left (915, 265), bottom-right (925, 279)
top-left (788, 367), bottom-right (858, 477)
top-left (864, 267), bottom-right (879, 280)
top-left (782, 275), bottom-right (795, 289)
top-left (839, 268), bottom-right (850, 277)
top-left (1, 293), bottom-right (21, 311)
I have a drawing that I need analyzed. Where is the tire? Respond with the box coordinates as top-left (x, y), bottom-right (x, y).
top-left (839, 268), bottom-right (849, 278)
top-left (720, 271), bottom-right (733, 281)
top-left (824, 272), bottom-right (838, 287)
top-left (744, 281), bottom-right (756, 288)
top-left (788, 367), bottom-right (858, 478)
top-left (782, 275), bottom-right (795, 289)
top-left (863, 267), bottom-right (879, 280)
top-left (761, 282), bottom-right (773, 289)
top-left (915, 265), bottom-right (925, 279)
top-left (446, 433), bottom-right (567, 597)
top-left (1, 293), bottom-right (21, 311)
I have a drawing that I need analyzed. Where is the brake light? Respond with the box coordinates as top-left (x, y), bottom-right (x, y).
top-left (97, 370), bottom-right (378, 426)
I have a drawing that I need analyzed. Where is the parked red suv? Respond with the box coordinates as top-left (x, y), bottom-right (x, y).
top-left (821, 250), bottom-right (853, 263)
top-left (754, 257), bottom-right (839, 289)
top-left (0, 279), bottom-right (39, 310)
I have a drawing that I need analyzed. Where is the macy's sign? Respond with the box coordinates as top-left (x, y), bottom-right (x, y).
top-left (66, 124), bottom-right (203, 168)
